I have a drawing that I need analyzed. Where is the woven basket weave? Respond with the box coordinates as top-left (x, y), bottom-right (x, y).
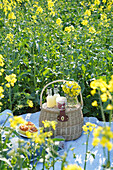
top-left (39, 80), bottom-right (84, 141)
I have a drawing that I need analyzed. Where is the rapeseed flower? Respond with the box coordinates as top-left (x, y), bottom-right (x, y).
top-left (82, 122), bottom-right (96, 134)
top-left (0, 86), bottom-right (4, 98)
top-left (94, 0), bottom-right (100, 5)
top-left (100, 93), bottom-right (107, 102)
top-left (92, 100), bottom-right (98, 107)
top-left (8, 12), bottom-right (16, 19)
top-left (56, 18), bottom-right (62, 25)
top-left (84, 10), bottom-right (91, 16)
top-left (27, 100), bottom-right (33, 108)
top-left (89, 26), bottom-right (96, 33)
top-left (5, 33), bottom-right (13, 43)
top-left (5, 73), bottom-right (17, 86)
top-left (36, 6), bottom-right (43, 14)
top-left (0, 54), bottom-right (5, 67)
top-left (42, 120), bottom-right (57, 130)
top-left (63, 164), bottom-right (83, 170)
top-left (92, 126), bottom-right (113, 151)
top-left (106, 104), bottom-right (113, 110)
top-left (9, 116), bottom-right (26, 128)
top-left (81, 20), bottom-right (88, 26)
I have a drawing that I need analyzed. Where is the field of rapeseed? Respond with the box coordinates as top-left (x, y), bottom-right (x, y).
top-left (0, 0), bottom-right (113, 118)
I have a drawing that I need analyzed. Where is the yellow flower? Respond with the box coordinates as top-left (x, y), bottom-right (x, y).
top-left (100, 93), bottom-right (107, 102)
top-left (91, 89), bottom-right (96, 96)
top-left (51, 121), bottom-right (57, 130)
top-left (108, 76), bottom-right (113, 92)
top-left (101, 14), bottom-right (107, 21)
top-left (82, 122), bottom-right (96, 134)
top-left (26, 131), bottom-right (32, 138)
top-left (81, 20), bottom-right (88, 26)
top-left (50, 10), bottom-right (55, 16)
top-left (42, 120), bottom-right (51, 128)
top-left (106, 104), bottom-right (113, 110)
top-left (5, 33), bottom-right (13, 42)
top-left (84, 10), bottom-right (91, 16)
top-left (0, 54), bottom-right (5, 67)
top-left (10, 116), bottom-right (26, 128)
top-left (65, 25), bottom-right (74, 32)
top-left (36, 6), bottom-right (43, 14)
top-left (92, 100), bottom-right (98, 107)
top-left (0, 86), bottom-right (4, 93)
top-left (106, 141), bottom-right (112, 151)
top-left (102, 0), bottom-right (106, 3)
top-left (6, 83), bottom-right (10, 88)
top-left (100, 137), bottom-right (108, 147)
top-left (94, 0), bottom-right (100, 5)
top-left (48, 0), bottom-right (54, 8)
top-left (27, 100), bottom-right (33, 108)
top-left (89, 26), bottom-right (96, 34)
top-left (92, 137), bottom-right (100, 146)
top-left (93, 126), bottom-right (102, 137)
top-left (1, 68), bottom-right (4, 73)
top-left (8, 12), bottom-right (16, 19)
top-left (63, 164), bottom-right (83, 170)
top-left (5, 74), bottom-right (17, 86)
top-left (56, 18), bottom-right (62, 25)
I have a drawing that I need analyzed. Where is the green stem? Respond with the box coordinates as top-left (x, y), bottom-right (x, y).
top-left (84, 133), bottom-right (90, 170)
top-left (109, 99), bottom-right (113, 127)
top-left (53, 157), bottom-right (55, 170)
top-left (9, 86), bottom-right (12, 110)
top-left (42, 148), bottom-right (45, 170)
top-left (107, 150), bottom-right (110, 168)
top-left (2, 115), bottom-right (10, 128)
top-left (103, 147), bottom-right (106, 159)
top-left (98, 90), bottom-right (106, 123)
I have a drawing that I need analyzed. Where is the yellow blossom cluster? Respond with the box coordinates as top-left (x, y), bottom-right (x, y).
top-left (92, 126), bottom-right (113, 151)
top-left (0, 86), bottom-right (4, 99)
top-left (9, 116), bottom-right (26, 128)
top-left (64, 25), bottom-right (74, 33)
top-left (82, 122), bottom-right (96, 134)
top-left (56, 18), bottom-right (62, 26)
top-left (62, 81), bottom-right (81, 97)
top-left (84, 9), bottom-right (91, 17)
top-left (5, 33), bottom-right (14, 43)
top-left (81, 20), bottom-right (88, 26)
top-left (5, 73), bottom-right (17, 87)
top-left (89, 26), bottom-right (96, 34)
top-left (27, 99), bottom-right (33, 108)
top-left (42, 120), bottom-right (57, 130)
top-left (47, 0), bottom-right (56, 16)
top-left (90, 76), bottom-right (113, 110)
top-left (0, 54), bottom-right (5, 67)
top-left (63, 164), bottom-right (83, 170)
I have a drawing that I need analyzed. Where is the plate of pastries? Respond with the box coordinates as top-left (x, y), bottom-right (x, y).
top-left (16, 121), bottom-right (38, 138)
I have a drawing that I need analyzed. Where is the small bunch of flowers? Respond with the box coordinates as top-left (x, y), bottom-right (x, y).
top-left (62, 81), bottom-right (81, 97)
top-left (5, 73), bottom-right (17, 87)
top-left (42, 120), bottom-right (57, 130)
top-left (92, 126), bottom-right (113, 151)
top-left (90, 75), bottom-right (113, 110)
top-left (82, 122), bottom-right (96, 134)
top-left (9, 116), bottom-right (26, 128)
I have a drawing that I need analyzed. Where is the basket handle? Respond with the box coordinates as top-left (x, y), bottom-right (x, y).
top-left (40, 80), bottom-right (83, 109)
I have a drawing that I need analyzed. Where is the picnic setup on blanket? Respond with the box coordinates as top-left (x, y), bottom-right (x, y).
top-left (1, 80), bottom-right (113, 170)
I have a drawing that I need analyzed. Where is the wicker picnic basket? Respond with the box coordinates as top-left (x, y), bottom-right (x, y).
top-left (39, 80), bottom-right (84, 141)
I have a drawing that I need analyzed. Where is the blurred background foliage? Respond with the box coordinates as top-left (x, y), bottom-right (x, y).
top-left (0, 0), bottom-right (113, 120)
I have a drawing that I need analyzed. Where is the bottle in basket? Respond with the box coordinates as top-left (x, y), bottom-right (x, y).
top-left (53, 85), bottom-right (60, 106)
top-left (47, 88), bottom-right (55, 107)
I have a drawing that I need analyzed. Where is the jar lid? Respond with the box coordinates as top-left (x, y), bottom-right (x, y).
top-left (56, 97), bottom-right (67, 103)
